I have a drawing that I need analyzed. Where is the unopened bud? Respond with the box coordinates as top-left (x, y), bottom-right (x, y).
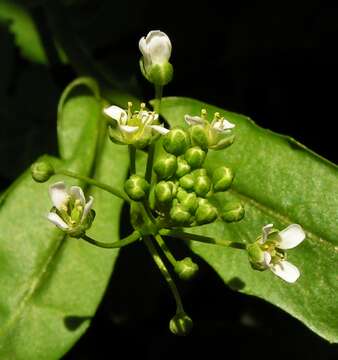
top-left (124, 175), bottom-right (150, 201)
top-left (154, 153), bottom-right (177, 180)
top-left (193, 175), bottom-right (211, 197)
top-left (31, 160), bottom-right (54, 182)
top-left (184, 146), bottom-right (206, 169)
top-left (169, 312), bottom-right (193, 336)
top-left (174, 257), bottom-right (199, 280)
top-left (176, 189), bottom-right (198, 214)
top-left (195, 202), bottom-right (218, 225)
top-left (220, 201), bottom-right (245, 222)
top-left (176, 157), bottom-right (191, 178)
top-left (189, 125), bottom-right (209, 150)
top-left (179, 174), bottom-right (195, 191)
top-left (163, 128), bottom-right (190, 156)
top-left (170, 202), bottom-right (192, 226)
top-left (155, 181), bottom-right (175, 203)
top-left (212, 166), bottom-right (234, 192)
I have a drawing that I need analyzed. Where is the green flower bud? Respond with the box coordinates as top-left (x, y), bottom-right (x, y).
top-left (176, 157), bottom-right (191, 178)
top-left (188, 124), bottom-right (209, 151)
top-left (220, 201), bottom-right (245, 222)
top-left (247, 243), bottom-right (267, 271)
top-left (176, 189), bottom-right (198, 214)
top-left (195, 202), bottom-right (218, 225)
top-left (154, 153), bottom-right (177, 180)
top-left (145, 62), bottom-right (174, 86)
top-left (191, 168), bottom-right (207, 178)
top-left (212, 166), bottom-right (234, 192)
top-left (169, 312), bottom-right (193, 336)
top-left (179, 174), bottom-right (195, 191)
top-left (163, 128), bottom-right (190, 156)
top-left (184, 146), bottom-right (206, 169)
top-left (194, 175), bottom-right (211, 197)
top-left (124, 175), bottom-right (150, 201)
top-left (174, 257), bottom-right (199, 280)
top-left (155, 181), bottom-right (175, 203)
top-left (31, 160), bottom-right (54, 183)
top-left (170, 202), bottom-right (192, 226)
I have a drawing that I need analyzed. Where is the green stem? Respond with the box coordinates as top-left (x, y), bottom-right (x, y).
top-left (154, 234), bottom-right (177, 268)
top-left (144, 236), bottom-right (184, 312)
top-left (159, 229), bottom-right (247, 250)
top-left (128, 145), bottom-right (136, 174)
top-left (81, 230), bottom-right (140, 249)
top-left (145, 144), bottom-right (155, 183)
top-left (56, 169), bottom-right (130, 203)
top-left (154, 85), bottom-right (163, 114)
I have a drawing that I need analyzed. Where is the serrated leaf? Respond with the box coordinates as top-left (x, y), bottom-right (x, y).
top-left (160, 97), bottom-right (338, 343)
top-left (0, 79), bottom-right (129, 359)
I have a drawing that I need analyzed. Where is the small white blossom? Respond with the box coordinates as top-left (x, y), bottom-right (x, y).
top-left (185, 111), bottom-right (235, 134)
top-left (47, 182), bottom-right (95, 237)
top-left (139, 30), bottom-right (172, 71)
top-left (258, 224), bottom-right (305, 283)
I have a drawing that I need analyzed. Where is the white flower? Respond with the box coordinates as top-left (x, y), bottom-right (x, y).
top-left (47, 182), bottom-right (95, 237)
top-left (139, 30), bottom-right (172, 70)
top-left (184, 112), bottom-right (235, 133)
top-left (259, 224), bottom-right (306, 283)
top-left (103, 102), bottom-right (169, 148)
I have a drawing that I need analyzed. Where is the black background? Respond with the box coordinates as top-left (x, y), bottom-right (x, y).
top-left (0, 0), bottom-right (337, 359)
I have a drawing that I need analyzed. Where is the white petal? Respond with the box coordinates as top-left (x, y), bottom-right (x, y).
top-left (212, 118), bottom-right (235, 132)
top-left (103, 106), bottom-right (128, 124)
top-left (49, 182), bottom-right (69, 210)
top-left (184, 115), bottom-right (204, 126)
top-left (278, 224), bottom-right (306, 249)
top-left (146, 30), bottom-right (171, 64)
top-left (263, 251), bottom-right (272, 267)
top-left (70, 186), bottom-right (86, 206)
top-left (150, 124), bottom-right (170, 135)
top-left (82, 196), bottom-right (94, 222)
top-left (119, 125), bottom-right (139, 134)
top-left (47, 212), bottom-right (69, 230)
top-left (262, 223), bottom-right (274, 243)
top-left (270, 260), bottom-right (300, 283)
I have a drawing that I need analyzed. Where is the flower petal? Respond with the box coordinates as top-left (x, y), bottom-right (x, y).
top-left (262, 223), bottom-right (274, 243)
top-left (263, 251), bottom-right (272, 267)
top-left (70, 186), bottom-right (86, 206)
top-left (184, 115), bottom-right (204, 126)
top-left (145, 30), bottom-right (171, 64)
top-left (278, 224), bottom-right (306, 249)
top-left (82, 196), bottom-right (94, 222)
top-left (150, 124), bottom-right (170, 135)
top-left (212, 118), bottom-right (235, 132)
top-left (270, 260), bottom-right (300, 283)
top-left (119, 125), bottom-right (139, 134)
top-left (47, 212), bottom-right (69, 230)
top-left (103, 105), bottom-right (128, 124)
top-left (49, 182), bottom-right (68, 210)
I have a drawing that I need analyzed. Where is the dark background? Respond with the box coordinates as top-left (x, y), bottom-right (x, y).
top-left (0, 0), bottom-right (337, 359)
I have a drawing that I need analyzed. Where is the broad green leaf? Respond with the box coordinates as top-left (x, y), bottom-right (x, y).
top-left (160, 97), bottom-right (338, 343)
top-left (0, 79), bottom-right (129, 359)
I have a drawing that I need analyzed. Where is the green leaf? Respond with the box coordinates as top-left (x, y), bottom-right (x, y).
top-left (160, 97), bottom-right (338, 343)
top-left (0, 0), bottom-right (47, 64)
top-left (0, 79), bottom-right (129, 358)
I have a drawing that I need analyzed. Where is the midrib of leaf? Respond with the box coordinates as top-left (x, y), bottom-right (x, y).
top-left (0, 234), bottom-right (66, 336)
top-left (228, 187), bottom-right (337, 253)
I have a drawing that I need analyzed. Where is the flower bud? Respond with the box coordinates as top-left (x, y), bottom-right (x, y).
top-left (155, 181), bottom-right (176, 203)
top-left (163, 128), bottom-right (190, 156)
top-left (154, 153), bottom-right (177, 180)
top-left (195, 202), bottom-right (218, 225)
top-left (184, 146), bottom-right (206, 169)
top-left (174, 257), bottom-right (199, 280)
top-left (169, 312), bottom-right (193, 336)
top-left (188, 124), bottom-right (209, 151)
top-left (31, 160), bottom-right (54, 183)
top-left (176, 189), bottom-right (198, 214)
top-left (212, 166), bottom-right (234, 192)
top-left (176, 157), bottom-right (191, 178)
top-left (179, 174), bottom-right (195, 191)
top-left (246, 243), bottom-right (268, 271)
top-left (170, 202), bottom-right (192, 226)
top-left (193, 175), bottom-right (211, 197)
top-left (144, 62), bottom-right (173, 86)
top-left (124, 175), bottom-right (150, 201)
top-left (220, 201), bottom-right (245, 222)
